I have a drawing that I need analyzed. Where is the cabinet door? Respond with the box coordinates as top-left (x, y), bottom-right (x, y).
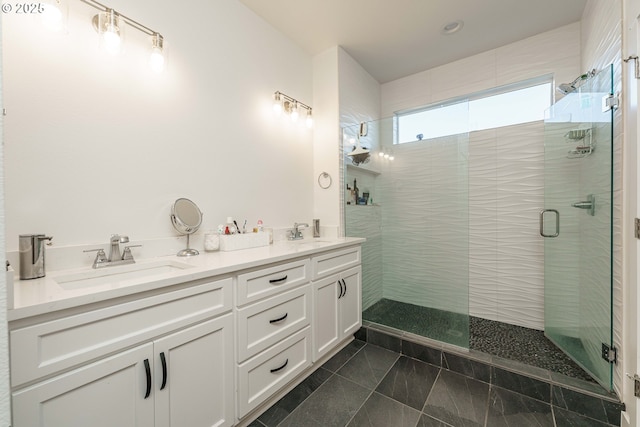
top-left (12, 343), bottom-right (155, 427)
top-left (312, 274), bottom-right (340, 362)
top-left (154, 314), bottom-right (234, 427)
top-left (339, 266), bottom-right (362, 338)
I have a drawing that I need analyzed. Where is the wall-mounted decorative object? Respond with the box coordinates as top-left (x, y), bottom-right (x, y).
top-left (273, 91), bottom-right (313, 128)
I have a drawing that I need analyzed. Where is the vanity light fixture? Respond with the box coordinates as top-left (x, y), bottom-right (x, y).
top-left (41, 0), bottom-right (67, 33)
top-left (273, 91), bottom-right (313, 128)
top-left (81, 0), bottom-right (165, 71)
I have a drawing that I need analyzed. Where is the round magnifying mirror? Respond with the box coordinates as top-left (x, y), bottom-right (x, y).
top-left (171, 198), bottom-right (203, 257)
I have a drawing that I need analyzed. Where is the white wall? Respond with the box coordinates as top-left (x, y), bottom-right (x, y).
top-left (2, 0), bottom-right (314, 267)
top-left (380, 23), bottom-right (582, 330)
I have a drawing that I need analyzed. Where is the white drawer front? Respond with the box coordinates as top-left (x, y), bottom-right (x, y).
top-left (311, 246), bottom-right (361, 280)
top-left (237, 286), bottom-right (310, 362)
top-left (236, 259), bottom-right (310, 306)
top-left (11, 277), bottom-right (232, 388)
top-left (237, 327), bottom-right (311, 418)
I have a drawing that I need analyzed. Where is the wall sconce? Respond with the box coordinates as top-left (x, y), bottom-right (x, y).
top-left (41, 0), bottom-right (68, 33)
top-left (81, 0), bottom-right (165, 72)
top-left (273, 91), bottom-right (313, 128)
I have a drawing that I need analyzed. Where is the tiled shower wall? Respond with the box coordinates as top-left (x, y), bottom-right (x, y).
top-left (379, 22), bottom-right (582, 330)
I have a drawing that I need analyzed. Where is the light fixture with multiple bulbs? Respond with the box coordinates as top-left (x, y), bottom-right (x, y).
top-left (79, 0), bottom-right (165, 72)
top-left (273, 91), bottom-right (313, 128)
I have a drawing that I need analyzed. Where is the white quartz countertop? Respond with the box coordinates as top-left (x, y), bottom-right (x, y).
top-left (9, 237), bottom-right (364, 322)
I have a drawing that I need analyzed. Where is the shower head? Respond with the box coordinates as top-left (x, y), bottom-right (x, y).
top-left (556, 71), bottom-right (595, 95)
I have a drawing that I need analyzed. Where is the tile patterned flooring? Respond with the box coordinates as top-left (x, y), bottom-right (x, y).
top-left (247, 334), bottom-right (623, 427)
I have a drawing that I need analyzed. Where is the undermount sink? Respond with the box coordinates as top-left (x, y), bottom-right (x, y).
top-left (289, 239), bottom-right (334, 248)
top-left (54, 260), bottom-right (195, 290)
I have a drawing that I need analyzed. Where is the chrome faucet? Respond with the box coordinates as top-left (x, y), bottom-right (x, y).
top-left (288, 223), bottom-right (309, 240)
top-left (84, 234), bottom-right (141, 269)
top-left (109, 234), bottom-right (129, 262)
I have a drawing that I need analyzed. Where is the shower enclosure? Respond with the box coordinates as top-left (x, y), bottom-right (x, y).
top-left (343, 65), bottom-right (614, 389)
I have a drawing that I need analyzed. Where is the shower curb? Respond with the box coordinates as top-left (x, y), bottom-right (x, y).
top-left (358, 322), bottom-right (625, 427)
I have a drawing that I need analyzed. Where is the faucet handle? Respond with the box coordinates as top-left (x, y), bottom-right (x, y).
top-left (84, 248), bottom-right (108, 268)
top-left (122, 245), bottom-right (141, 262)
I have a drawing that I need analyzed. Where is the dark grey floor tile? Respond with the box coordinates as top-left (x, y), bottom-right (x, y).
top-left (323, 340), bottom-right (367, 373)
top-left (376, 356), bottom-right (440, 410)
top-left (553, 386), bottom-right (623, 426)
top-left (442, 351), bottom-right (490, 383)
top-left (278, 375), bottom-right (370, 427)
top-left (486, 386), bottom-right (554, 427)
top-left (258, 367), bottom-right (332, 427)
top-left (492, 366), bottom-right (551, 402)
top-left (402, 340), bottom-right (442, 366)
top-left (355, 327), bottom-right (367, 342)
top-left (338, 343), bottom-right (400, 390)
top-left (553, 406), bottom-right (613, 427)
top-left (492, 355), bottom-right (551, 382)
top-left (416, 414), bottom-right (452, 426)
top-left (422, 370), bottom-right (489, 427)
top-left (247, 420), bottom-right (267, 427)
top-left (368, 328), bottom-right (402, 352)
top-left (346, 392), bottom-right (422, 427)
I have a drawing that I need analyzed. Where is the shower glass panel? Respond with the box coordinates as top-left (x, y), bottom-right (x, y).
top-left (343, 113), bottom-right (470, 349)
top-left (543, 65), bottom-right (613, 389)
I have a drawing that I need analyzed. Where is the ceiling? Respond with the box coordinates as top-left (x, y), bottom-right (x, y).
top-left (238, 0), bottom-right (587, 83)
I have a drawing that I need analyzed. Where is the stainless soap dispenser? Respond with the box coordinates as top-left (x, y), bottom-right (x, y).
top-left (19, 234), bottom-right (53, 280)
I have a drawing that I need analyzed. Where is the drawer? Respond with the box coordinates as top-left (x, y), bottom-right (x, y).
top-left (237, 285), bottom-right (310, 362)
top-left (236, 259), bottom-right (310, 306)
top-left (311, 246), bottom-right (361, 280)
top-left (11, 277), bottom-right (232, 388)
top-left (237, 326), bottom-right (311, 418)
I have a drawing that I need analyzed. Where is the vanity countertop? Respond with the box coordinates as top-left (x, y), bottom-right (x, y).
top-left (9, 237), bottom-right (364, 322)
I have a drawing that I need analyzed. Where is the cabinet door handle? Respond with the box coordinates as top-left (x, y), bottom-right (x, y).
top-left (143, 358), bottom-right (152, 399)
top-left (338, 279), bottom-right (344, 299)
top-left (160, 352), bottom-right (168, 390)
top-left (342, 279), bottom-right (347, 298)
top-left (269, 313), bottom-right (289, 324)
top-left (270, 359), bottom-right (289, 373)
top-left (269, 275), bottom-right (288, 284)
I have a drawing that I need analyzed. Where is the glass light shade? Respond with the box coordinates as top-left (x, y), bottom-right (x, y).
top-left (273, 93), bottom-right (282, 115)
top-left (149, 34), bottom-right (164, 73)
top-left (305, 110), bottom-right (313, 128)
top-left (41, 0), bottom-right (66, 32)
top-left (96, 10), bottom-right (122, 55)
top-left (290, 102), bottom-right (299, 122)
top-left (378, 152), bottom-right (385, 157)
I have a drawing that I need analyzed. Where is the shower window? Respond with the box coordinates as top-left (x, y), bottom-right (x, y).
top-left (396, 77), bottom-right (552, 144)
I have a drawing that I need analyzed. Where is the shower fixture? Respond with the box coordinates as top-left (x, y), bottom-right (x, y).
top-left (556, 69), bottom-right (596, 95)
top-left (347, 122), bottom-right (371, 165)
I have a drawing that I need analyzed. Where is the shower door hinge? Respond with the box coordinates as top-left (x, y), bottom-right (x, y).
top-left (635, 218), bottom-right (640, 239)
top-left (602, 343), bottom-right (617, 364)
top-left (602, 94), bottom-right (619, 112)
top-left (627, 374), bottom-right (640, 397)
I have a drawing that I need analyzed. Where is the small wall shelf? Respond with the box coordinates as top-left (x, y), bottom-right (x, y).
top-left (346, 164), bottom-right (381, 176)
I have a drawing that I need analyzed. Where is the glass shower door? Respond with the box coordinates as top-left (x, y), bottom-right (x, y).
top-left (542, 65), bottom-right (613, 389)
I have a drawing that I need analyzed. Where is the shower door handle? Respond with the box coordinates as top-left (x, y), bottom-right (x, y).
top-left (539, 209), bottom-right (560, 238)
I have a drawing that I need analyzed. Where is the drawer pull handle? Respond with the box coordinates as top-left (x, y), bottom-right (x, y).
top-left (269, 313), bottom-right (289, 324)
top-left (160, 352), bottom-right (168, 390)
top-left (338, 279), bottom-right (344, 299)
top-left (342, 279), bottom-right (347, 298)
top-left (269, 275), bottom-right (288, 284)
top-left (270, 359), bottom-right (289, 373)
top-left (144, 358), bottom-right (152, 399)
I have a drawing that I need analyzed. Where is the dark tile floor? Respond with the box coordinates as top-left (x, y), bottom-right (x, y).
top-left (363, 298), bottom-right (595, 382)
top-left (247, 338), bottom-right (622, 427)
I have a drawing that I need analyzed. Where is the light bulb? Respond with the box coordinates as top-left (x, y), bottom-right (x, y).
top-left (273, 93), bottom-right (282, 115)
top-left (290, 102), bottom-right (299, 122)
top-left (305, 110), bottom-right (313, 128)
top-left (98, 10), bottom-right (121, 55)
top-left (103, 27), bottom-right (121, 55)
top-left (41, 1), bottom-right (63, 32)
top-left (349, 138), bottom-right (356, 145)
top-left (378, 152), bottom-right (385, 157)
top-left (384, 154), bottom-right (390, 159)
top-left (389, 155), bottom-right (395, 160)
top-left (149, 34), bottom-right (164, 73)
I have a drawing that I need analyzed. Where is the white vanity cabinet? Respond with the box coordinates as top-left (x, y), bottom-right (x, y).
top-left (10, 277), bottom-right (235, 427)
top-left (312, 246), bottom-right (362, 362)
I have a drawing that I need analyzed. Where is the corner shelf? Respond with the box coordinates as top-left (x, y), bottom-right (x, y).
top-left (346, 164), bottom-right (381, 176)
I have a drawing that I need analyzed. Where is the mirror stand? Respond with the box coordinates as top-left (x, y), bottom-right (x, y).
top-left (177, 234), bottom-right (199, 257)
